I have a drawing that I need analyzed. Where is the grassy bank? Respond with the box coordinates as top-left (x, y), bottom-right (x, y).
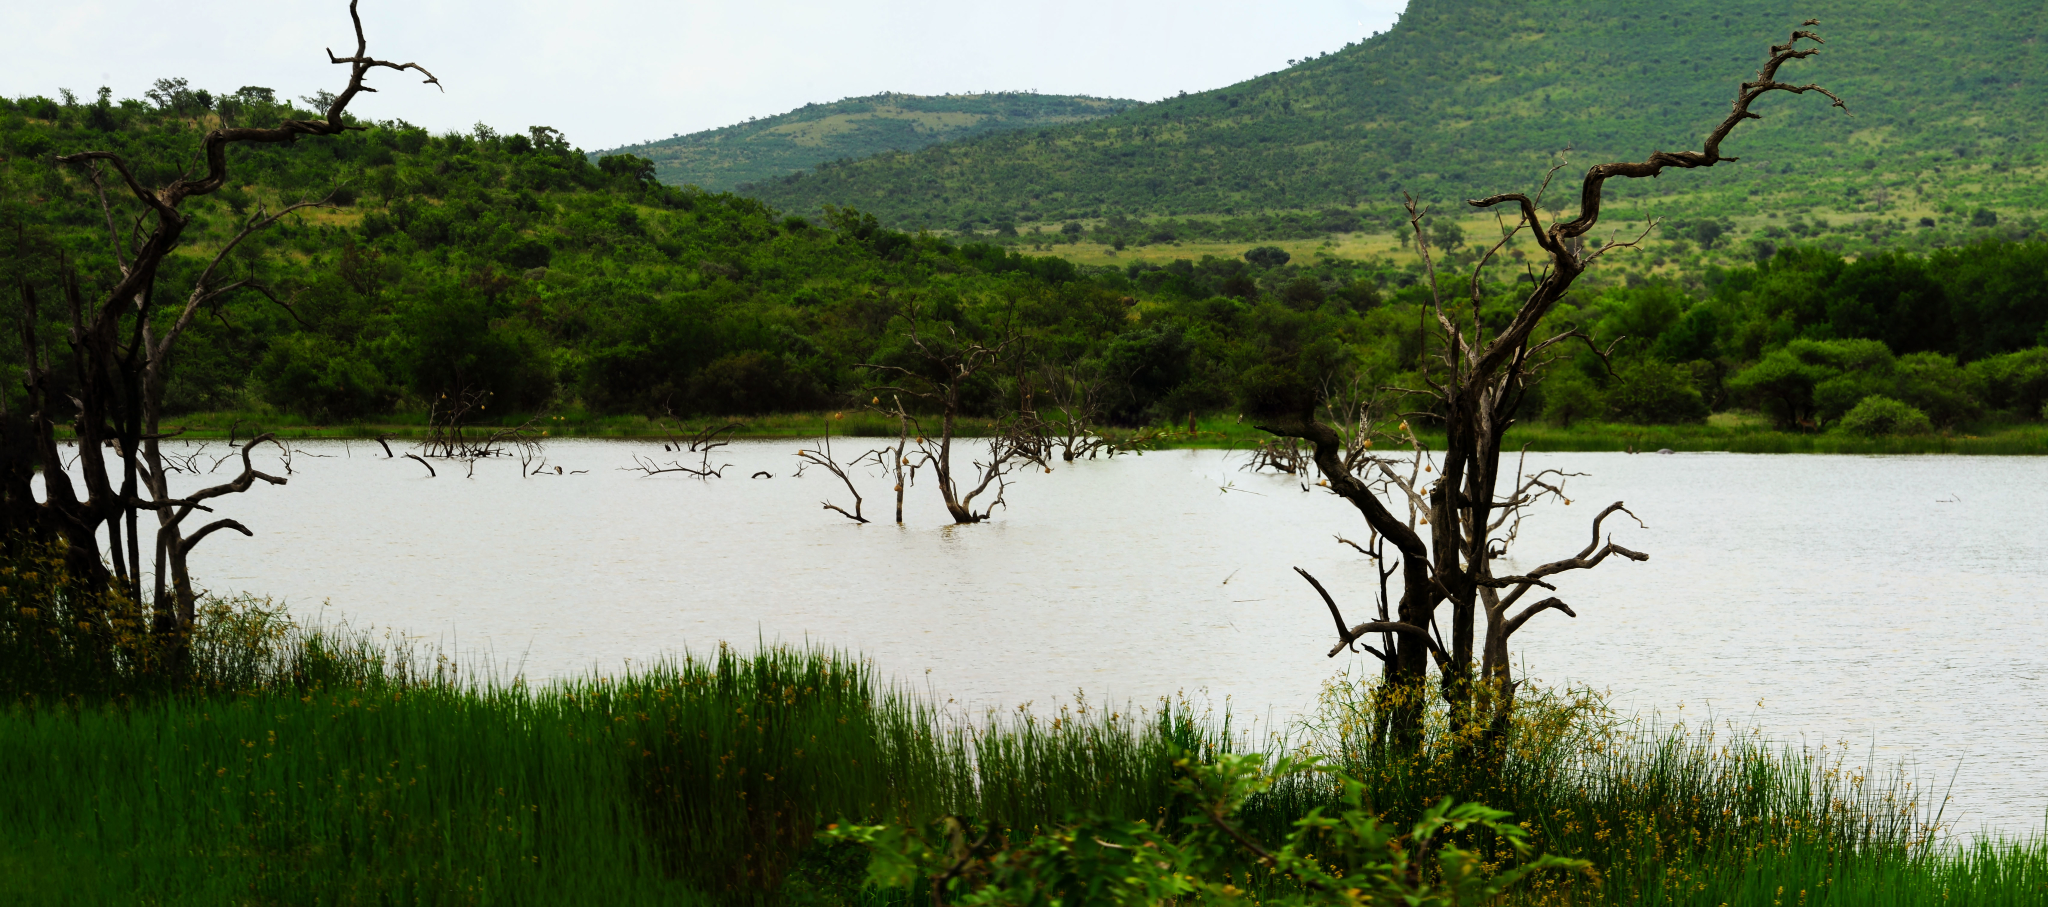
top-left (129, 410), bottom-right (2048, 455)
top-left (4, 589), bottom-right (2045, 904)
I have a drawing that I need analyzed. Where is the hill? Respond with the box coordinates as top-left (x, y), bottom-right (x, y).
top-left (745, 0), bottom-right (2048, 232)
top-left (600, 92), bottom-right (1136, 192)
top-left (4, 83), bottom-right (2044, 437)
top-left (0, 87), bottom-right (1392, 426)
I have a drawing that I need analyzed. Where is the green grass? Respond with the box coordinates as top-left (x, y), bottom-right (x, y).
top-left (5, 551), bottom-right (2045, 904)
top-left (3, 626), bottom-right (2045, 903)
top-left (0, 648), bottom-right (1219, 905)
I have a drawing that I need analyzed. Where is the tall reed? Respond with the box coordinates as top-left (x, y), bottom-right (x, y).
top-left (4, 569), bottom-right (2043, 904)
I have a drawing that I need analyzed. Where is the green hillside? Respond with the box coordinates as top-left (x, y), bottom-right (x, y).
top-left (5, 77), bottom-right (2045, 439)
top-left (746, 0), bottom-right (2048, 232)
top-left (602, 92), bottom-right (1135, 191)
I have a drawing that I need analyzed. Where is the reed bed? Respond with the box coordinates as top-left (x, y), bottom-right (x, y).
top-left (3, 576), bottom-right (2044, 904)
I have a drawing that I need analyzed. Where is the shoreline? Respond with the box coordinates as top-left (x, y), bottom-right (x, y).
top-left (124, 412), bottom-right (2048, 456)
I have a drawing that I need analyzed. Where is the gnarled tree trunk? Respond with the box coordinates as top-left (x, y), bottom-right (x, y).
top-left (1263, 22), bottom-right (1847, 755)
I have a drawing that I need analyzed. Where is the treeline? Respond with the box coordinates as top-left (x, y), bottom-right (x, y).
top-left (1003, 209), bottom-right (1390, 248)
top-left (1526, 241), bottom-right (2048, 432)
top-left (0, 85), bottom-right (1395, 427)
top-left (3, 86), bottom-right (2045, 436)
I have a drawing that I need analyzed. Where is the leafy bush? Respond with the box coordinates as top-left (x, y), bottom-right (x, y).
top-left (1243, 246), bottom-right (1291, 269)
top-left (685, 351), bottom-right (822, 415)
top-left (1891, 351), bottom-right (1982, 427)
top-left (1967, 347), bottom-right (2048, 418)
top-left (1837, 395), bottom-right (1934, 436)
top-left (825, 753), bottom-right (1587, 905)
top-left (1541, 369), bottom-right (1604, 427)
top-left (401, 283), bottom-right (558, 409)
top-left (1729, 338), bottom-right (1895, 429)
top-left (257, 334), bottom-right (393, 419)
top-left (1606, 358), bottom-right (1708, 424)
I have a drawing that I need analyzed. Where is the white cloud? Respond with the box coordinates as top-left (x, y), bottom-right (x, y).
top-left (1, 1), bottom-right (1407, 150)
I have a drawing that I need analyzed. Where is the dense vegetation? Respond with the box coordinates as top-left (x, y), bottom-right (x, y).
top-left (2, 81), bottom-right (2044, 439)
top-left (747, 0), bottom-right (2048, 233)
top-left (4, 552), bottom-right (2044, 905)
top-left (603, 92), bottom-right (1136, 192)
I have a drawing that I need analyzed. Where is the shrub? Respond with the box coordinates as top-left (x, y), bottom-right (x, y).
top-left (1966, 346), bottom-right (2048, 418)
top-left (826, 754), bottom-right (1588, 906)
top-left (402, 284), bottom-right (558, 409)
top-left (257, 334), bottom-right (393, 419)
top-left (1728, 338), bottom-right (1895, 429)
top-left (685, 351), bottom-right (821, 415)
top-left (1278, 276), bottom-right (1326, 309)
top-left (499, 237), bottom-right (552, 270)
top-left (1606, 358), bottom-right (1708, 424)
top-left (1244, 246), bottom-right (1291, 268)
top-left (1837, 395), bottom-right (1933, 436)
top-left (1891, 351), bottom-right (1982, 426)
top-left (1541, 370), bottom-right (1605, 427)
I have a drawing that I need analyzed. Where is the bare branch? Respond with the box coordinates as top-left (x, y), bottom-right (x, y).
top-left (1499, 502), bottom-right (1649, 609)
top-left (1503, 596), bottom-right (1578, 639)
top-left (179, 518), bottom-right (253, 556)
top-left (795, 433), bottom-right (872, 524)
top-left (1296, 567), bottom-right (1444, 666)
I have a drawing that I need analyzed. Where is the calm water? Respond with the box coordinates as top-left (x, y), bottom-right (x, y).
top-left (138, 439), bottom-right (2048, 832)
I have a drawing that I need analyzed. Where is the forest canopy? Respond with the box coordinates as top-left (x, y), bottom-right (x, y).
top-left (2, 84), bottom-right (2046, 436)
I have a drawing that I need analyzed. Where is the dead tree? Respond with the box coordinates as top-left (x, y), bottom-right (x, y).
top-left (849, 393), bottom-right (919, 524)
top-left (626, 422), bottom-right (737, 478)
top-left (1259, 23), bottom-right (1846, 753)
top-left (151, 435), bottom-right (290, 618)
top-left (795, 431), bottom-right (878, 524)
top-left (1245, 437), bottom-right (1311, 479)
top-left (420, 388), bottom-right (492, 458)
top-left (884, 395), bottom-right (912, 523)
top-left (0, 1), bottom-right (439, 668)
top-left (1034, 361), bottom-right (1118, 461)
top-left (858, 307), bottom-right (1035, 524)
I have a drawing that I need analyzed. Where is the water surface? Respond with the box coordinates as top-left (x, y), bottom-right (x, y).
top-left (155, 439), bottom-right (2048, 832)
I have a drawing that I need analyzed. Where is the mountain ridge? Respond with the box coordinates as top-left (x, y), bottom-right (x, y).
top-left (602, 91), bottom-right (1137, 192)
top-left (742, 0), bottom-right (2048, 230)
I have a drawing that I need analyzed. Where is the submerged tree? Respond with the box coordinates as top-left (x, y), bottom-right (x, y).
top-left (1, 1), bottom-right (439, 671)
top-left (1258, 22), bottom-right (1848, 752)
top-left (859, 304), bottom-right (1046, 524)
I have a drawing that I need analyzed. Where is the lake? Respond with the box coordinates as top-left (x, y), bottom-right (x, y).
top-left (143, 437), bottom-right (2048, 833)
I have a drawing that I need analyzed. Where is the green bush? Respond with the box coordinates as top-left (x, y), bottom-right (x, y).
top-left (1967, 347), bottom-right (2048, 418)
top-left (1891, 351), bottom-right (1983, 427)
top-left (257, 334), bottom-right (393, 420)
top-left (1540, 369), bottom-right (1605, 427)
top-left (826, 754), bottom-right (1589, 906)
top-left (1729, 338), bottom-right (1896, 429)
top-left (1606, 358), bottom-right (1708, 424)
top-left (1837, 395), bottom-right (1934, 436)
top-left (401, 284), bottom-right (558, 409)
top-left (685, 351), bottom-right (823, 415)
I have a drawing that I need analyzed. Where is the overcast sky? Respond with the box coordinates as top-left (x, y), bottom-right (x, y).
top-left (3, 1), bottom-right (1408, 151)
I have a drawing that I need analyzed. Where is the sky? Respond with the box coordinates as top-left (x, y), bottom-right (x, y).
top-left (2, 1), bottom-right (1409, 151)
